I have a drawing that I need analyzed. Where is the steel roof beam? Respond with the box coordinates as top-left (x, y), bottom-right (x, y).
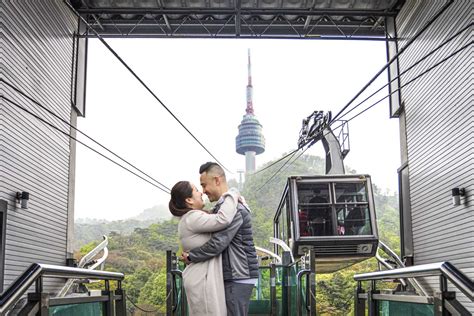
top-left (76, 8), bottom-right (398, 17)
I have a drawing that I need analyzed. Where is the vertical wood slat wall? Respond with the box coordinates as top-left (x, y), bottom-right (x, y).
top-left (0, 0), bottom-right (77, 293)
top-left (397, 0), bottom-right (473, 312)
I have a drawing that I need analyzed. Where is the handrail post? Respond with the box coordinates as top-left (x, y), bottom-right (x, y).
top-left (367, 280), bottom-right (378, 316)
top-left (115, 289), bottom-right (127, 316)
top-left (103, 280), bottom-right (115, 316)
top-left (309, 250), bottom-right (316, 316)
top-left (180, 273), bottom-right (187, 316)
top-left (434, 275), bottom-right (447, 316)
top-left (115, 281), bottom-right (127, 316)
top-left (296, 269), bottom-right (310, 316)
top-left (166, 250), bottom-right (173, 315)
top-left (270, 263), bottom-right (277, 315)
top-left (35, 277), bottom-right (43, 293)
top-left (281, 251), bottom-right (292, 316)
top-left (282, 264), bottom-right (289, 316)
top-left (25, 277), bottom-right (49, 316)
top-left (354, 281), bottom-right (365, 316)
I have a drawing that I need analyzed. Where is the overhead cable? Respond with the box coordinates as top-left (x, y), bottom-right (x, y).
top-left (255, 145), bottom-right (312, 192)
top-left (252, 148), bottom-right (300, 175)
top-left (336, 22), bottom-right (473, 121)
top-left (255, 37), bottom-right (473, 191)
top-left (254, 20), bottom-right (471, 179)
top-left (274, 146), bottom-right (310, 178)
top-left (253, 123), bottom-right (327, 187)
top-left (255, 149), bottom-right (299, 192)
top-left (330, 0), bottom-right (454, 123)
top-left (341, 40), bottom-right (473, 124)
top-left (1, 79), bottom-right (171, 193)
top-left (63, 0), bottom-right (232, 174)
top-left (2, 96), bottom-right (171, 195)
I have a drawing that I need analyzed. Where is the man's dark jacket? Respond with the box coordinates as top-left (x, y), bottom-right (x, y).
top-left (188, 200), bottom-right (259, 281)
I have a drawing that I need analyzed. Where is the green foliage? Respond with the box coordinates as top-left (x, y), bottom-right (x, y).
top-left (79, 241), bottom-right (99, 257)
top-left (74, 205), bottom-right (172, 250)
top-left (137, 270), bottom-right (167, 313)
top-left (317, 272), bottom-right (353, 315)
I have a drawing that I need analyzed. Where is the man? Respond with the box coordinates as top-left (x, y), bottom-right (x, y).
top-left (182, 162), bottom-right (258, 316)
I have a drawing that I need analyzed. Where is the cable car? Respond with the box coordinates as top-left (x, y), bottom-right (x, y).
top-left (274, 174), bottom-right (378, 273)
top-left (272, 111), bottom-right (379, 273)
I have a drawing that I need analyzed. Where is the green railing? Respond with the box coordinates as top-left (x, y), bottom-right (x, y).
top-left (378, 300), bottom-right (434, 316)
top-left (0, 263), bottom-right (125, 315)
top-left (166, 250), bottom-right (317, 316)
top-left (49, 301), bottom-right (105, 315)
top-left (354, 262), bottom-right (473, 316)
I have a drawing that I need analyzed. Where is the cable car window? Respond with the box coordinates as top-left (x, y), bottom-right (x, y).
top-left (298, 206), bottom-right (333, 236)
top-left (279, 196), bottom-right (289, 241)
top-left (334, 182), bottom-right (367, 203)
top-left (336, 206), bottom-right (372, 235)
top-left (297, 182), bottom-right (333, 236)
top-left (297, 183), bottom-right (331, 204)
top-left (334, 182), bottom-right (372, 235)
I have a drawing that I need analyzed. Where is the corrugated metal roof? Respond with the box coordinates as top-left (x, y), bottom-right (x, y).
top-left (71, 0), bottom-right (404, 38)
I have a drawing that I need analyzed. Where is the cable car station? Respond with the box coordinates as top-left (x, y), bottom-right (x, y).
top-left (0, 0), bottom-right (472, 315)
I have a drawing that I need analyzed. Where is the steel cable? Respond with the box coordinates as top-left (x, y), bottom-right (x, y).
top-left (1, 96), bottom-right (171, 195)
top-left (336, 22), bottom-right (473, 121)
top-left (255, 39), bottom-right (472, 193)
top-left (63, 0), bottom-right (232, 174)
top-left (341, 41), bottom-right (473, 125)
top-left (125, 293), bottom-right (159, 314)
top-left (251, 149), bottom-right (300, 175)
top-left (255, 149), bottom-right (300, 192)
top-left (330, 0), bottom-right (454, 123)
top-left (1, 79), bottom-right (171, 193)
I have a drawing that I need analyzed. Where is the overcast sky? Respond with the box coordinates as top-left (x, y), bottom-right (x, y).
top-left (74, 38), bottom-right (400, 220)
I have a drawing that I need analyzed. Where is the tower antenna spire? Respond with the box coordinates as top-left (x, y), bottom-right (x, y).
top-left (246, 49), bottom-right (254, 115)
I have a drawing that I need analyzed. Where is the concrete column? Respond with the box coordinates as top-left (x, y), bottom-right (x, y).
top-left (245, 151), bottom-right (256, 173)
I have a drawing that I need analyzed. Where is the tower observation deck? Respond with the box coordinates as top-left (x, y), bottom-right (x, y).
top-left (236, 50), bottom-right (265, 173)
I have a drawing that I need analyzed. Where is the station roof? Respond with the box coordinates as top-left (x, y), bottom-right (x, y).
top-left (71, 0), bottom-right (404, 39)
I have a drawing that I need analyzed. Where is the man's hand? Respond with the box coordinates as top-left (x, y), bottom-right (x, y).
top-left (181, 251), bottom-right (191, 265)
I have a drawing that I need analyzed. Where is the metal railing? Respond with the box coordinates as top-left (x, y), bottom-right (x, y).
top-left (57, 235), bottom-right (110, 297)
top-left (0, 263), bottom-right (124, 315)
top-left (354, 261), bottom-right (473, 300)
top-left (165, 248), bottom-right (328, 316)
top-left (376, 241), bottom-right (429, 296)
top-left (354, 261), bottom-right (473, 316)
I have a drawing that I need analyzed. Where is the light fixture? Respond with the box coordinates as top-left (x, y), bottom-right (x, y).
top-left (451, 188), bottom-right (465, 206)
top-left (16, 191), bottom-right (29, 209)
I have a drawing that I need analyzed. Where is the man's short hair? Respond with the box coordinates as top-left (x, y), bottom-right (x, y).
top-left (199, 162), bottom-right (226, 179)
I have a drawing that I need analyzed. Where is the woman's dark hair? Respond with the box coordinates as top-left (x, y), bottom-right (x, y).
top-left (169, 181), bottom-right (193, 217)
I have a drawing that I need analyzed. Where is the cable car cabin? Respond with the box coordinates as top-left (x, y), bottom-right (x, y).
top-left (274, 175), bottom-right (378, 273)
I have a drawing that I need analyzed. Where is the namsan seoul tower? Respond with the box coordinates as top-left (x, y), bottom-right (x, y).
top-left (236, 49), bottom-right (265, 173)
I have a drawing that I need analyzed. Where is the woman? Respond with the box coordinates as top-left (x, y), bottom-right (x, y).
top-left (169, 181), bottom-right (239, 316)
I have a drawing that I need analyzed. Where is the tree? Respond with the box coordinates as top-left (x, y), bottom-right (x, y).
top-left (137, 270), bottom-right (167, 313)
